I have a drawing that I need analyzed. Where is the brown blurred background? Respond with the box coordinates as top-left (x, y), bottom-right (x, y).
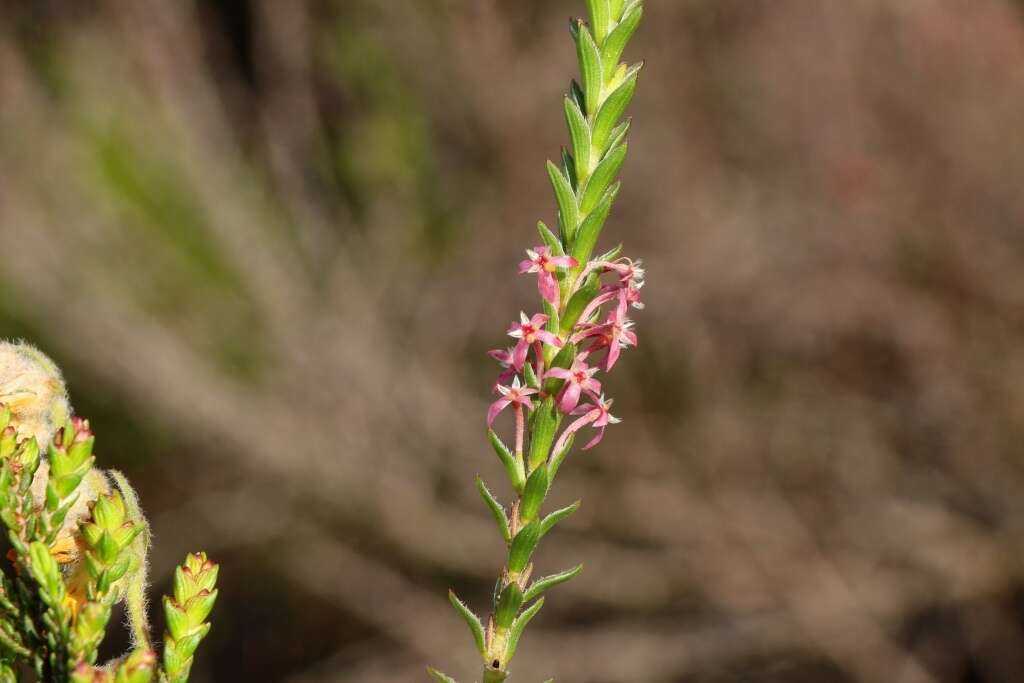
top-left (2, 0), bottom-right (1024, 681)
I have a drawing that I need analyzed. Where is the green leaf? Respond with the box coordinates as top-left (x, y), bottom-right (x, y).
top-left (569, 80), bottom-right (587, 118)
top-left (602, 3), bottom-right (643, 80)
top-left (426, 667), bottom-right (458, 683)
top-left (580, 142), bottom-right (627, 216)
top-left (563, 97), bottom-right (591, 183)
top-left (48, 493), bottom-right (80, 531)
top-left (163, 599), bottom-right (189, 641)
top-left (185, 589), bottom-right (218, 626)
top-left (592, 64), bottom-right (640, 151)
top-left (561, 147), bottom-right (578, 193)
top-left (605, 119), bottom-right (632, 156)
top-left (524, 564), bottom-right (584, 602)
top-left (115, 648), bottom-right (157, 683)
top-left (28, 541), bottom-right (63, 599)
top-left (610, 0), bottom-right (627, 21)
top-left (570, 182), bottom-right (619, 272)
top-left (587, 0), bottom-right (612, 45)
top-left (542, 301), bottom-right (561, 343)
top-left (505, 597), bottom-right (545, 663)
top-left (536, 221), bottom-right (566, 256)
top-left (527, 398), bottom-right (560, 472)
top-left (448, 590), bottom-right (486, 657)
top-left (574, 21), bottom-right (603, 116)
top-left (541, 501), bottom-right (580, 537)
top-left (6, 531), bottom-right (25, 556)
top-left (523, 361), bottom-right (540, 390)
top-left (508, 519), bottom-right (541, 574)
top-left (487, 429), bottom-right (525, 495)
top-left (482, 669), bottom-right (508, 683)
top-left (595, 243), bottom-right (624, 263)
top-left (494, 582), bottom-right (524, 629)
top-left (520, 465), bottom-right (550, 523)
top-left (476, 477), bottom-right (510, 545)
top-left (44, 482), bottom-right (59, 512)
top-left (546, 160), bottom-right (579, 243)
top-left (54, 468), bottom-right (89, 501)
top-left (560, 274), bottom-right (600, 335)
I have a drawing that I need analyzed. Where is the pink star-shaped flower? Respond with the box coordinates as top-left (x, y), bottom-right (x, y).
top-left (544, 355), bottom-right (602, 413)
top-left (487, 377), bottom-right (538, 426)
top-left (573, 293), bottom-right (637, 370)
top-left (519, 247), bottom-right (578, 305)
top-left (553, 394), bottom-right (621, 452)
top-left (507, 312), bottom-right (563, 371)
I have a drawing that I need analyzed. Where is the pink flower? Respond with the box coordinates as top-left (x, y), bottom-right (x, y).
top-left (544, 356), bottom-right (602, 413)
top-left (573, 293), bottom-right (637, 370)
top-left (507, 312), bottom-right (563, 371)
top-left (576, 289), bottom-right (619, 327)
top-left (621, 279), bottom-right (645, 310)
top-left (552, 394), bottom-right (620, 452)
top-left (608, 258), bottom-right (645, 288)
top-left (519, 247), bottom-right (578, 305)
top-left (487, 347), bottom-right (517, 390)
top-left (487, 377), bottom-right (538, 426)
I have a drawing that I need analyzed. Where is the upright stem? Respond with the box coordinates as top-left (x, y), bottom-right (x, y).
top-left (434, 3), bottom-right (646, 681)
top-left (513, 405), bottom-right (525, 462)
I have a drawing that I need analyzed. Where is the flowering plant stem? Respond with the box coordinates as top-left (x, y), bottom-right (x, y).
top-left (430, 2), bottom-right (645, 681)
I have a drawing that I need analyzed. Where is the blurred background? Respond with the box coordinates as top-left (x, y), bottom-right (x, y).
top-left (2, 0), bottom-right (1024, 681)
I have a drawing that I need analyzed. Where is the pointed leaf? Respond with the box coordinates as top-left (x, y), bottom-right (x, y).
top-left (574, 21), bottom-right (603, 116)
top-left (536, 221), bottom-right (566, 256)
top-left (580, 142), bottom-right (627, 215)
top-left (595, 243), bottom-right (624, 263)
top-left (520, 464), bottom-right (550, 523)
top-left (494, 582), bottom-right (524, 629)
top-left (524, 564), bottom-right (584, 602)
top-left (506, 597), bottom-right (545, 663)
top-left (527, 398), bottom-right (560, 472)
top-left (476, 478), bottom-right (510, 545)
top-left (426, 667), bottom-right (458, 683)
top-left (563, 98), bottom-right (591, 183)
top-left (569, 79), bottom-right (587, 116)
top-left (561, 147), bottom-right (578, 193)
top-left (560, 274), bottom-right (601, 335)
top-left (448, 590), bottom-right (486, 657)
top-left (592, 65), bottom-right (640, 151)
top-left (482, 669), bottom-right (508, 683)
top-left (523, 361), bottom-right (540, 390)
top-left (606, 119), bottom-right (632, 156)
top-left (508, 519), bottom-right (541, 574)
top-left (541, 501), bottom-right (580, 537)
top-left (542, 301), bottom-right (561, 341)
top-left (49, 493), bottom-right (80, 531)
top-left (602, 3), bottom-right (643, 80)
top-left (610, 0), bottom-right (627, 20)
top-left (570, 182), bottom-right (619, 273)
top-left (547, 161), bottom-right (579, 243)
top-left (587, 0), bottom-right (612, 45)
top-left (487, 429), bottom-right (525, 495)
